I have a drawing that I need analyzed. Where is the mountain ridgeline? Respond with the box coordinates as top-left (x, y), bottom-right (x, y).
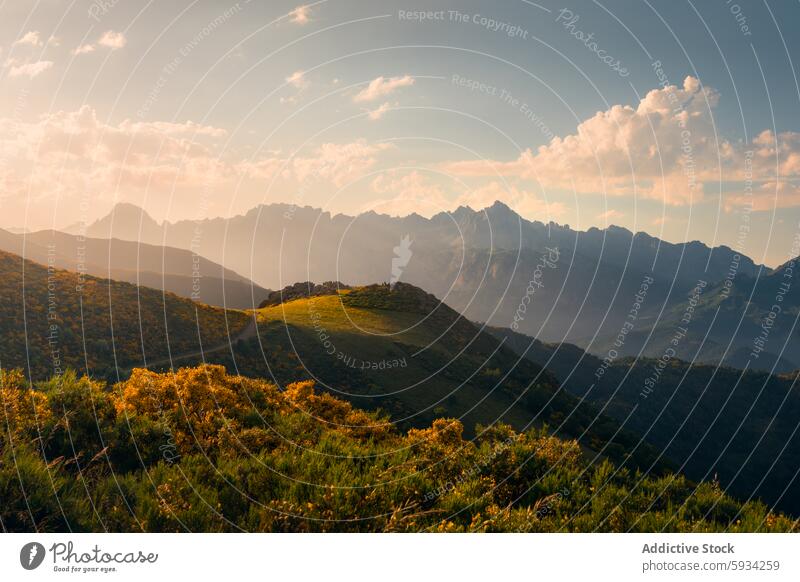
top-left (71, 201), bottom-right (796, 372)
top-left (0, 226), bottom-right (270, 309)
top-left (2, 245), bottom-right (799, 524)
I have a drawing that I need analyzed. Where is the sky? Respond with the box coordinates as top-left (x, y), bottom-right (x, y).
top-left (1, 0), bottom-right (799, 266)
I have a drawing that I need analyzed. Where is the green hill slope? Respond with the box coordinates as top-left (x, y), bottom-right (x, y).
top-left (0, 250), bottom-right (250, 378)
top-left (0, 254), bottom-right (660, 471)
top-left (489, 325), bottom-right (800, 516)
top-left (197, 282), bottom-right (665, 470)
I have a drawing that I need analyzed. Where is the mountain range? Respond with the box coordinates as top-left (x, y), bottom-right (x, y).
top-left (67, 201), bottom-right (798, 372)
top-left (2, 243), bottom-right (799, 516)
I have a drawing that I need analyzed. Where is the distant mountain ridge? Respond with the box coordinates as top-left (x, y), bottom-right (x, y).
top-left (0, 249), bottom-right (250, 378)
top-left (0, 227), bottom-right (269, 309)
top-left (67, 202), bottom-right (770, 361)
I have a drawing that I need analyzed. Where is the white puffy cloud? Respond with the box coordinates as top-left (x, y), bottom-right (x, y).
top-left (286, 70), bottom-right (308, 90)
top-left (0, 106), bottom-right (228, 210)
top-left (72, 44), bottom-right (96, 55)
top-left (13, 31), bottom-right (42, 47)
top-left (280, 70), bottom-right (310, 104)
top-left (289, 5), bottom-right (311, 24)
top-left (353, 75), bottom-right (414, 103)
top-left (98, 30), bottom-right (127, 49)
top-left (7, 60), bottom-right (53, 78)
top-left (72, 30), bottom-right (127, 56)
top-left (442, 76), bottom-right (800, 211)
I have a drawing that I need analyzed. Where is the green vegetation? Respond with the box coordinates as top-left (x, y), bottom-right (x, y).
top-left (221, 283), bottom-right (664, 470)
top-left (2, 365), bottom-right (794, 533)
top-left (0, 250), bottom-right (250, 379)
top-left (491, 326), bottom-right (800, 517)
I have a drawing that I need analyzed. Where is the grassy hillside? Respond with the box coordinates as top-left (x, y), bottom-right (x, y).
top-left (489, 326), bottom-right (800, 516)
top-left (0, 254), bottom-right (660, 471)
top-left (0, 250), bottom-right (250, 379)
top-left (193, 282), bottom-right (665, 470)
top-left (0, 228), bottom-right (270, 309)
top-left (2, 365), bottom-right (794, 533)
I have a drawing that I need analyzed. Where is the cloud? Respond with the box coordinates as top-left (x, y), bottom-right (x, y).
top-left (0, 106), bottom-right (229, 210)
top-left (443, 77), bottom-right (725, 206)
top-left (286, 70), bottom-right (308, 90)
top-left (458, 181), bottom-right (567, 220)
top-left (72, 30), bottom-right (127, 56)
top-left (237, 140), bottom-right (393, 188)
top-left (353, 75), bottom-right (414, 103)
top-left (281, 70), bottom-right (309, 104)
top-left (13, 31), bottom-right (42, 47)
top-left (597, 209), bottom-right (625, 222)
top-left (367, 102), bottom-right (392, 121)
top-left (289, 5), bottom-right (311, 24)
top-left (98, 30), bottom-right (127, 49)
top-left (72, 44), bottom-right (96, 55)
top-left (367, 172), bottom-right (567, 219)
top-left (725, 181), bottom-right (800, 212)
top-left (7, 60), bottom-right (53, 78)
top-left (293, 140), bottom-right (393, 187)
top-left (444, 76), bottom-right (800, 211)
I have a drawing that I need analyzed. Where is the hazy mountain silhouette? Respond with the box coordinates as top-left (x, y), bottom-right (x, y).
top-left (72, 201), bottom-right (767, 355)
top-left (0, 227), bottom-right (269, 309)
top-left (590, 257), bottom-right (800, 373)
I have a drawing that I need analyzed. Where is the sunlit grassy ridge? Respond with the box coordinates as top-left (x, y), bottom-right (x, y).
top-left (244, 283), bottom-right (663, 468)
top-left (1, 365), bottom-right (794, 532)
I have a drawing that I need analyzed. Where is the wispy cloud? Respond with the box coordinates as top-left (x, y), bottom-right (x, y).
top-left (13, 31), bottom-right (42, 47)
top-left (71, 30), bottom-right (127, 56)
top-left (597, 209), bottom-right (625, 222)
top-left (367, 102), bottom-right (392, 121)
top-left (286, 70), bottom-right (308, 90)
top-left (98, 30), bottom-right (127, 49)
top-left (353, 75), bottom-right (414, 103)
top-left (281, 70), bottom-right (309, 104)
top-left (7, 60), bottom-right (53, 78)
top-left (72, 44), bottom-right (96, 55)
top-left (238, 140), bottom-right (393, 189)
top-left (289, 5), bottom-right (311, 25)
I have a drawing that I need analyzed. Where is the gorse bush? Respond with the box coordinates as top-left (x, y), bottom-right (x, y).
top-left (1, 365), bottom-right (795, 532)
